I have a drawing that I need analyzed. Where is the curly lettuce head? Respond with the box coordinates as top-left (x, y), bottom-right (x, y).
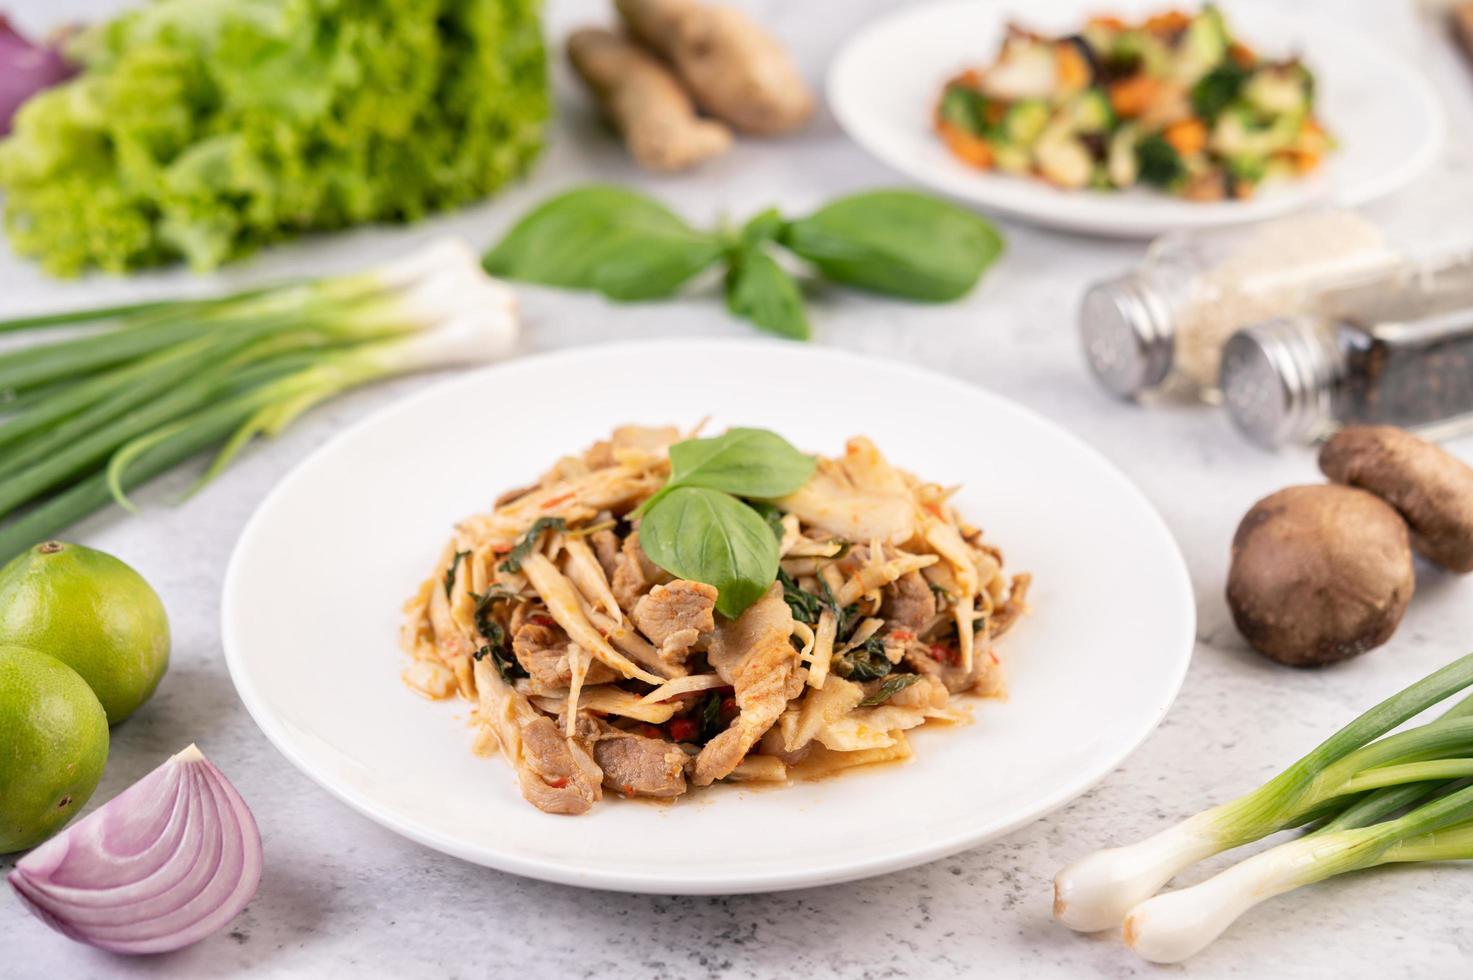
top-left (0, 0), bottom-right (548, 275)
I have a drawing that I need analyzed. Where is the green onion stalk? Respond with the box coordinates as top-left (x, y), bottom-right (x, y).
top-left (1053, 654), bottom-right (1473, 935)
top-left (0, 239), bottom-right (518, 559)
top-left (1124, 781), bottom-right (1473, 963)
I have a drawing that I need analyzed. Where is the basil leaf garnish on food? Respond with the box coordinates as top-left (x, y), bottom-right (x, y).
top-left (750, 500), bottom-right (787, 544)
top-left (724, 243), bottom-right (809, 341)
top-left (777, 568), bottom-right (823, 626)
top-left (473, 635), bottom-right (526, 684)
top-left (444, 549), bottom-right (470, 598)
top-left (482, 185), bottom-right (724, 301)
top-left (697, 690), bottom-right (726, 742)
top-left (638, 486), bottom-right (780, 619)
top-left (498, 516), bottom-right (566, 573)
top-left (632, 427), bottom-right (816, 617)
top-left (833, 634), bottom-right (892, 681)
top-left (859, 673), bottom-right (922, 706)
top-left (664, 427), bottom-right (816, 501)
top-left (472, 586), bottom-right (520, 637)
top-left (472, 586), bottom-right (527, 683)
top-left (780, 189), bottom-right (1003, 301)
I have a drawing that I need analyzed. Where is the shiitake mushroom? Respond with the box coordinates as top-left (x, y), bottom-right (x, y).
top-left (1320, 426), bottom-right (1473, 574)
top-left (1227, 484), bottom-right (1414, 668)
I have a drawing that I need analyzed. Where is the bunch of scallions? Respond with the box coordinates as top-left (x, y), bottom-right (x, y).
top-left (0, 239), bottom-right (517, 560)
top-left (1054, 652), bottom-right (1473, 962)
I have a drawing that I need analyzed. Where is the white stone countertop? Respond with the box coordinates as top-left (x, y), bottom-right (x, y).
top-left (4, 0), bottom-right (1473, 977)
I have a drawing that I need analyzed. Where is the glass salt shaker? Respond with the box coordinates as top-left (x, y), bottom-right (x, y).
top-left (1079, 210), bottom-right (1401, 401)
top-left (1220, 248), bottom-right (1473, 447)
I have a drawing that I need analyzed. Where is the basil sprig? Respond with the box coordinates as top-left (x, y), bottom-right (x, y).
top-left (725, 243), bottom-right (808, 341)
top-left (664, 427), bottom-right (816, 500)
top-left (482, 186), bottom-right (1003, 339)
top-left (639, 487), bottom-right (781, 620)
top-left (638, 428), bottom-right (815, 618)
top-left (780, 190), bottom-right (1004, 302)
top-left (482, 186), bottom-right (724, 301)
top-left (859, 673), bottom-right (923, 706)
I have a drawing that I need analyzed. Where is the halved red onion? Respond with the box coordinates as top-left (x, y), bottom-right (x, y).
top-left (0, 16), bottom-right (76, 136)
top-left (7, 745), bottom-right (262, 955)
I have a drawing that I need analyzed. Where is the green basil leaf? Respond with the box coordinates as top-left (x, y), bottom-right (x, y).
top-left (777, 568), bottom-right (823, 626)
top-left (666, 427), bottom-right (816, 500)
top-left (639, 486), bottom-right (780, 619)
top-left (482, 185), bottom-right (724, 301)
top-left (832, 634), bottom-right (893, 681)
top-left (740, 207), bottom-right (785, 247)
top-left (724, 243), bottom-right (810, 341)
top-left (697, 690), bottom-right (725, 742)
top-left (498, 516), bottom-right (566, 573)
top-left (780, 189), bottom-right (1003, 302)
top-left (749, 500), bottom-right (787, 543)
top-left (859, 673), bottom-right (922, 706)
top-left (444, 549), bottom-right (470, 598)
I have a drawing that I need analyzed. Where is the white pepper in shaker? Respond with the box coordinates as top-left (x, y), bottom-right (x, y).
top-left (1080, 210), bottom-right (1399, 401)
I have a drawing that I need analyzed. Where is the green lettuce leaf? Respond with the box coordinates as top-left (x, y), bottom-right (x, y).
top-left (0, 0), bottom-right (548, 275)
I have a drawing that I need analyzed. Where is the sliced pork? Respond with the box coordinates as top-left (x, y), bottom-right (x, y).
top-left (512, 620), bottom-right (617, 692)
top-left (694, 584), bottom-right (797, 786)
top-left (518, 715), bottom-right (604, 814)
top-left (610, 530), bottom-right (671, 612)
top-left (631, 579), bottom-right (718, 665)
top-left (882, 569), bottom-right (937, 634)
top-left (592, 727), bottom-right (689, 798)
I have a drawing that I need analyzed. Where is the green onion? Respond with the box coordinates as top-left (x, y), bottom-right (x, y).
top-left (0, 239), bottom-right (518, 559)
top-left (0, 284), bottom-right (282, 334)
top-left (0, 337), bottom-right (223, 455)
top-left (1053, 653), bottom-right (1473, 933)
top-left (0, 398), bottom-right (255, 558)
top-left (1124, 782), bottom-right (1473, 962)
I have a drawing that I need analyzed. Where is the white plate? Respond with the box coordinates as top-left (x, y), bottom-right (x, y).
top-left (828, 0), bottom-right (1444, 237)
top-left (222, 340), bottom-right (1194, 893)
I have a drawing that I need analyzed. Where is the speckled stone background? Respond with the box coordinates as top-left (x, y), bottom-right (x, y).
top-left (3, 1), bottom-right (1473, 977)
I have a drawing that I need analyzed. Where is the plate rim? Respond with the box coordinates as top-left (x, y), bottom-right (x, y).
top-left (826, 0), bottom-right (1446, 238)
top-left (221, 338), bottom-right (1196, 894)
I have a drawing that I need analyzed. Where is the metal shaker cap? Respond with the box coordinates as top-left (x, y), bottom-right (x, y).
top-left (1219, 317), bottom-right (1342, 448)
top-left (1079, 272), bottom-right (1175, 398)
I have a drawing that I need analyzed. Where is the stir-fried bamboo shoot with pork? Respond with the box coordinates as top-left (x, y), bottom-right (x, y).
top-left (400, 425), bottom-right (1031, 814)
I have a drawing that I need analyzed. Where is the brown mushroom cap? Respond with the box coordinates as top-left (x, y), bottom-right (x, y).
top-left (1319, 426), bottom-right (1473, 573)
top-left (1227, 484), bottom-right (1414, 667)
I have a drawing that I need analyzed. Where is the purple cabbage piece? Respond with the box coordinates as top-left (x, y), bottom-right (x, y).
top-left (0, 15), bottom-right (75, 136)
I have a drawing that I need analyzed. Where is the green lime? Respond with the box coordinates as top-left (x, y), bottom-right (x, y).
top-left (0, 541), bottom-right (169, 724)
top-left (0, 645), bottom-right (109, 853)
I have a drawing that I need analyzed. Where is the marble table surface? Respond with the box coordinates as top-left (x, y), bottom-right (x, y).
top-left (4, 0), bottom-right (1473, 977)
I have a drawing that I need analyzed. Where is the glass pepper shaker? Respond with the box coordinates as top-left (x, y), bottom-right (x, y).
top-left (1079, 210), bottom-right (1401, 400)
top-left (1220, 249), bottom-right (1473, 446)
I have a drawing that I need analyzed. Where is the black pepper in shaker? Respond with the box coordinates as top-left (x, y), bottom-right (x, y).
top-left (1222, 305), bottom-right (1473, 448)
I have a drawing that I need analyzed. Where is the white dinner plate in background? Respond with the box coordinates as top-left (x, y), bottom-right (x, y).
top-left (828, 0), bottom-right (1444, 237)
top-left (222, 340), bottom-right (1195, 893)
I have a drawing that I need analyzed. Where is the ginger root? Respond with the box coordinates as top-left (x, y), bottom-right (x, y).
top-left (567, 27), bottom-right (732, 172)
top-left (615, 0), bottom-right (813, 136)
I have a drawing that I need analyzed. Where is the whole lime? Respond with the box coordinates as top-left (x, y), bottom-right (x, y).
top-left (0, 542), bottom-right (169, 724)
top-left (0, 645), bottom-right (109, 853)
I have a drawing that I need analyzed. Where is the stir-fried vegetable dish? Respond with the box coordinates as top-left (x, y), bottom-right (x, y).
top-left (935, 6), bottom-right (1332, 200)
top-left (400, 425), bottom-right (1031, 814)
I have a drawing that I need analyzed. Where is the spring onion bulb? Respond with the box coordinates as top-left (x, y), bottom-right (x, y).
top-left (7, 745), bottom-right (262, 955)
top-left (0, 238), bottom-right (519, 558)
top-left (1124, 782), bottom-right (1473, 963)
top-left (1051, 809), bottom-right (1225, 932)
top-left (1054, 653), bottom-right (1473, 936)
